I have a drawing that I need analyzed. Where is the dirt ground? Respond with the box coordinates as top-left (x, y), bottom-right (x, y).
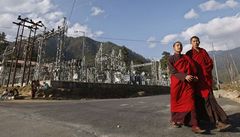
top-left (221, 83), bottom-right (240, 92)
top-left (0, 85), bottom-right (32, 97)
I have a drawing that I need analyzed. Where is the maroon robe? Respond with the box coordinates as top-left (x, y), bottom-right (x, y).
top-left (169, 54), bottom-right (197, 112)
top-left (186, 48), bottom-right (228, 123)
top-left (186, 48), bottom-right (213, 98)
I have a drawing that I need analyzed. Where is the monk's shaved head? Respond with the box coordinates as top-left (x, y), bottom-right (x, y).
top-left (190, 36), bottom-right (200, 43)
top-left (173, 41), bottom-right (182, 47)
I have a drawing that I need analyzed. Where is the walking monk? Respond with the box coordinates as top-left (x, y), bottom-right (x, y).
top-left (168, 41), bottom-right (205, 133)
top-left (186, 36), bottom-right (231, 131)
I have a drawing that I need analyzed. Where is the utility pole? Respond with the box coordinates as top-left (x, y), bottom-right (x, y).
top-left (74, 30), bottom-right (86, 59)
top-left (55, 17), bottom-right (67, 80)
top-left (100, 43), bottom-right (103, 72)
top-left (11, 17), bottom-right (27, 87)
top-left (226, 55), bottom-right (234, 83)
top-left (35, 27), bottom-right (64, 81)
top-left (225, 44), bottom-right (239, 83)
top-left (82, 32), bottom-right (85, 60)
top-left (26, 21), bottom-right (43, 85)
top-left (35, 27), bottom-right (46, 81)
top-left (6, 20), bottom-right (21, 88)
top-left (74, 30), bottom-right (86, 82)
top-left (230, 54), bottom-right (239, 77)
top-left (10, 16), bottom-right (43, 87)
top-left (21, 26), bottom-right (33, 86)
top-left (212, 43), bottom-right (220, 90)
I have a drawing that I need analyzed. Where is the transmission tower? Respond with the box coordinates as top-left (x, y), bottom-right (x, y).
top-left (54, 17), bottom-right (67, 81)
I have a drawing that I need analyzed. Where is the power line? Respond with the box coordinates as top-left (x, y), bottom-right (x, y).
top-left (0, 26), bottom-right (13, 29)
top-left (93, 36), bottom-right (169, 44)
top-left (68, 0), bottom-right (77, 22)
top-left (0, 26), bottom-right (47, 33)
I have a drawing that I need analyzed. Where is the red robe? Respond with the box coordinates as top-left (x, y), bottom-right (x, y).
top-left (170, 55), bottom-right (197, 112)
top-left (186, 48), bottom-right (213, 98)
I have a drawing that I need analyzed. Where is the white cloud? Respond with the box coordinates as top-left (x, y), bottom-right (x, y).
top-left (161, 14), bottom-right (240, 52)
top-left (0, 13), bottom-right (16, 27)
top-left (0, 0), bottom-right (103, 41)
top-left (94, 31), bottom-right (104, 37)
top-left (67, 23), bottom-right (104, 38)
top-left (184, 9), bottom-right (199, 19)
top-left (226, 0), bottom-right (239, 8)
top-left (0, 0), bottom-right (54, 14)
top-left (161, 34), bottom-right (178, 44)
top-left (182, 44), bottom-right (192, 54)
top-left (199, 0), bottom-right (239, 11)
top-left (147, 36), bottom-right (157, 48)
top-left (0, 13), bottom-right (20, 40)
top-left (0, 0), bottom-right (61, 40)
top-left (45, 11), bottom-right (64, 21)
top-left (91, 6), bottom-right (104, 16)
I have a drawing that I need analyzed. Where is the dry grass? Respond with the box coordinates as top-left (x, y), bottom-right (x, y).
top-left (220, 83), bottom-right (240, 92)
top-left (0, 85), bottom-right (32, 96)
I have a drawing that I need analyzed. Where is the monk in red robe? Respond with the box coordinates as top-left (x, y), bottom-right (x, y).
top-left (168, 41), bottom-right (205, 133)
top-left (186, 36), bottom-right (231, 131)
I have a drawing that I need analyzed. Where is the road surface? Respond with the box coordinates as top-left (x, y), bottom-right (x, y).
top-left (0, 95), bottom-right (240, 137)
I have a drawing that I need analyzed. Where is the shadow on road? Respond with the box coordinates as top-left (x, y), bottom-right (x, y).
top-left (196, 113), bottom-right (240, 135)
top-left (228, 113), bottom-right (240, 132)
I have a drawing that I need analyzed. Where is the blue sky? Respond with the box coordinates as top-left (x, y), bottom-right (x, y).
top-left (0, 0), bottom-right (240, 59)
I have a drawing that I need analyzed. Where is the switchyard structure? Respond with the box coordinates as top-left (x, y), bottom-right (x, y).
top-left (0, 15), bottom-right (169, 87)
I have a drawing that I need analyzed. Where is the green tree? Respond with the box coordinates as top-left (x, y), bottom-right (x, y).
top-left (0, 32), bottom-right (9, 54)
top-left (0, 32), bottom-right (6, 41)
top-left (160, 51), bottom-right (170, 70)
top-left (122, 46), bottom-right (130, 70)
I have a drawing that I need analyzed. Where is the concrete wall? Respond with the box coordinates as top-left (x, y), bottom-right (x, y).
top-left (50, 81), bottom-right (170, 99)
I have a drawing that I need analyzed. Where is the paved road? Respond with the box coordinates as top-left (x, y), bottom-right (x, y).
top-left (0, 95), bottom-right (240, 137)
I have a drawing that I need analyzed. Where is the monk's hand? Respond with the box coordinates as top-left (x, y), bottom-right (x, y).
top-left (193, 76), bottom-right (199, 82)
top-left (185, 75), bottom-right (194, 82)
